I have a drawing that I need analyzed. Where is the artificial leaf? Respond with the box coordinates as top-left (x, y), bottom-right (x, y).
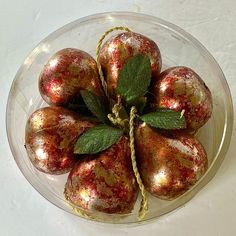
top-left (131, 96), bottom-right (147, 114)
top-left (80, 90), bottom-right (109, 123)
top-left (140, 110), bottom-right (186, 130)
top-left (74, 124), bottom-right (123, 154)
top-left (116, 54), bottom-right (151, 104)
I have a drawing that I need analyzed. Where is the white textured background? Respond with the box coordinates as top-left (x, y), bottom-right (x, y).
top-left (1, 0), bottom-right (236, 235)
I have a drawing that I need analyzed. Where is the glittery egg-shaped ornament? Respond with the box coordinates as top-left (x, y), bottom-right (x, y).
top-left (150, 66), bottom-right (213, 131)
top-left (39, 48), bottom-right (104, 107)
top-left (25, 107), bottom-right (95, 174)
top-left (99, 32), bottom-right (162, 98)
top-left (64, 136), bottom-right (138, 214)
top-left (135, 123), bottom-right (208, 200)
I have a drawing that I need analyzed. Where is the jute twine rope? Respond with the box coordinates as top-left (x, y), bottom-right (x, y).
top-left (96, 26), bottom-right (131, 100)
top-left (96, 27), bottom-right (148, 220)
top-left (129, 106), bottom-right (148, 220)
top-left (66, 26), bottom-right (148, 221)
top-left (107, 95), bottom-right (129, 129)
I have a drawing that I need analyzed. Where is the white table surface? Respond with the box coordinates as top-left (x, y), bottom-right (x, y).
top-left (1, 0), bottom-right (236, 235)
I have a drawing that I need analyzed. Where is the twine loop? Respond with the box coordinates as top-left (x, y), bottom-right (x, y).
top-left (129, 106), bottom-right (148, 220)
top-left (66, 26), bottom-right (148, 221)
top-left (96, 26), bottom-right (131, 100)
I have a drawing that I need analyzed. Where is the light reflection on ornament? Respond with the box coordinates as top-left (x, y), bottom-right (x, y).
top-left (79, 189), bottom-right (91, 202)
top-left (160, 81), bottom-right (168, 92)
top-left (31, 111), bottom-right (44, 130)
top-left (154, 167), bottom-right (168, 186)
top-left (35, 148), bottom-right (47, 160)
top-left (49, 58), bottom-right (59, 68)
top-left (108, 42), bottom-right (116, 55)
top-left (51, 81), bottom-right (63, 96)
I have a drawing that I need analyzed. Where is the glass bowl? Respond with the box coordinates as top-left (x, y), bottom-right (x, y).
top-left (6, 12), bottom-right (233, 224)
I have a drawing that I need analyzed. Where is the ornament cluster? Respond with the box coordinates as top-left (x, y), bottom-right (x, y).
top-left (25, 29), bottom-right (212, 219)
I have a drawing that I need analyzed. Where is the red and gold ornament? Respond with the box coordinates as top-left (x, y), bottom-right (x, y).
top-left (64, 136), bottom-right (138, 214)
top-left (99, 32), bottom-right (162, 98)
top-left (39, 48), bottom-right (104, 106)
top-left (24, 27), bottom-right (213, 220)
top-left (25, 106), bottom-right (95, 174)
top-left (135, 123), bottom-right (208, 199)
top-left (150, 66), bottom-right (213, 131)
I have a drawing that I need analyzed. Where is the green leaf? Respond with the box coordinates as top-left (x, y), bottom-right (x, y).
top-left (80, 90), bottom-right (108, 123)
top-left (129, 96), bottom-right (147, 114)
top-left (116, 54), bottom-right (151, 104)
top-left (74, 124), bottom-right (123, 154)
top-left (140, 110), bottom-right (186, 130)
